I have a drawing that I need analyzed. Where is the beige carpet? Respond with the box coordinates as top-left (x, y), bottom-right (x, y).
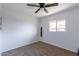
top-left (2, 41), bottom-right (77, 56)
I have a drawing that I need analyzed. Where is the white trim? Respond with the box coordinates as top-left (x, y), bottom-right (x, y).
top-left (40, 40), bottom-right (77, 53)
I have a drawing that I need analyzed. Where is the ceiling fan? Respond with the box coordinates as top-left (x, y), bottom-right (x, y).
top-left (27, 3), bottom-right (58, 13)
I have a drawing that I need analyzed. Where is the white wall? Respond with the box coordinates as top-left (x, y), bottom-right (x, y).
top-left (0, 4), bottom-right (2, 54)
top-left (1, 4), bottom-right (39, 53)
top-left (39, 6), bottom-right (79, 53)
top-left (0, 30), bottom-right (2, 54)
top-left (0, 32), bottom-right (1, 53)
top-left (0, 3), bottom-right (2, 16)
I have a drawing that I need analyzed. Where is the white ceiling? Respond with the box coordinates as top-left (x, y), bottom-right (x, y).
top-left (26, 3), bottom-right (78, 18)
top-left (2, 3), bottom-right (79, 18)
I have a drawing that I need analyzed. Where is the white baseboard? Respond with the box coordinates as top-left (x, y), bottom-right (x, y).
top-left (40, 40), bottom-right (77, 53)
top-left (1, 40), bottom-right (39, 53)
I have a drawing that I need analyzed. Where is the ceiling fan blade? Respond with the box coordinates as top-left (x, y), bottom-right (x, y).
top-left (35, 7), bottom-right (41, 13)
top-left (27, 4), bottom-right (39, 7)
top-left (44, 8), bottom-right (48, 13)
top-left (45, 3), bottom-right (58, 7)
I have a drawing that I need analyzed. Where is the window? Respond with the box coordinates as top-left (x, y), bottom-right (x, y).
top-left (49, 20), bottom-right (56, 32)
top-left (49, 20), bottom-right (66, 32)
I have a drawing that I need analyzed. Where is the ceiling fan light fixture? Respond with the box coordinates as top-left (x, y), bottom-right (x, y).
top-left (27, 3), bottom-right (58, 13)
